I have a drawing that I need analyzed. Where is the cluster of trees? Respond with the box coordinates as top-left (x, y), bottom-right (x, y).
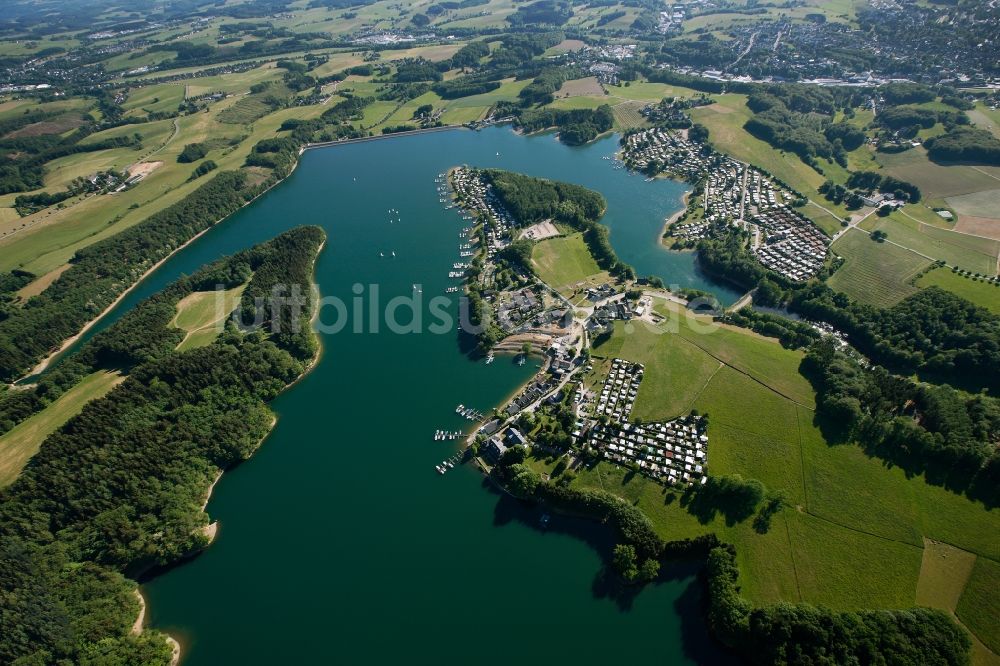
top-left (189, 158), bottom-right (218, 180)
top-left (516, 105), bottom-right (614, 145)
top-left (518, 66), bottom-right (578, 106)
top-left (0, 168), bottom-right (277, 383)
top-left (507, 0), bottom-right (573, 26)
top-left (432, 78), bottom-right (500, 99)
top-left (925, 127), bottom-right (1000, 166)
top-left (178, 142), bottom-right (208, 163)
top-left (790, 285), bottom-right (1000, 391)
top-left (803, 340), bottom-right (1000, 505)
top-left (244, 136), bottom-right (300, 176)
top-left (320, 95), bottom-right (374, 124)
top-left (721, 308), bottom-right (822, 350)
top-left (392, 58), bottom-right (445, 83)
top-left (845, 171), bottom-right (922, 202)
top-left (741, 85), bottom-right (868, 168)
top-left (0, 226), bottom-right (324, 664)
top-left (706, 545), bottom-right (971, 664)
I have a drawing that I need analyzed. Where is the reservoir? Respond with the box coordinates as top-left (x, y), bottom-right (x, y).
top-left (81, 127), bottom-right (737, 664)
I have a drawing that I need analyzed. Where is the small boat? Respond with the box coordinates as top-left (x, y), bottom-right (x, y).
top-left (485, 353), bottom-right (494, 365)
top-left (379, 251), bottom-right (384, 257)
top-left (391, 251), bottom-right (396, 257)
top-left (540, 513), bottom-right (551, 528)
top-left (456, 404), bottom-right (464, 413)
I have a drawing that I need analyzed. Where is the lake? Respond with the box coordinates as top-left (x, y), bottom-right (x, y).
top-left (78, 127), bottom-right (738, 664)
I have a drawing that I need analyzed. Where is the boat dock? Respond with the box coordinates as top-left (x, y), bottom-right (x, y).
top-left (455, 404), bottom-right (486, 422)
top-left (434, 450), bottom-right (466, 475)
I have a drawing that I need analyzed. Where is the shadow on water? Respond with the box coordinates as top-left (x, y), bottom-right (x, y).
top-left (483, 477), bottom-right (738, 665)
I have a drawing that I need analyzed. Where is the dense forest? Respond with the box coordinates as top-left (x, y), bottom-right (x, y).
top-left (0, 226), bottom-right (324, 664)
top-left (791, 286), bottom-right (1000, 391)
top-left (925, 127), bottom-right (1000, 165)
top-left (803, 339), bottom-right (1000, 505)
top-left (516, 105), bottom-right (614, 145)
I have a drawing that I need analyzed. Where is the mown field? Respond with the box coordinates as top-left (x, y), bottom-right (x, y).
top-left (958, 559), bottom-right (1000, 657)
top-left (827, 228), bottom-right (931, 306)
top-left (531, 233), bottom-right (605, 291)
top-left (172, 284), bottom-right (247, 351)
top-left (914, 267), bottom-right (1000, 314)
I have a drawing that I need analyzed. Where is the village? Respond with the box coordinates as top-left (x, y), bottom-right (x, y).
top-left (620, 126), bottom-right (830, 282)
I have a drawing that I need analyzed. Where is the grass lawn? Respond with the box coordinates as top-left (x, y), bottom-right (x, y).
top-left (915, 267), bottom-right (1000, 314)
top-left (946, 188), bottom-right (1000, 220)
top-left (828, 228), bottom-right (931, 306)
top-left (805, 204), bottom-right (845, 236)
top-left (957, 558), bottom-right (1000, 655)
top-left (591, 322), bottom-right (722, 422)
top-left (123, 83), bottom-right (186, 115)
top-left (531, 233), bottom-right (603, 290)
top-left (0, 371), bottom-right (124, 486)
top-left (172, 285), bottom-right (247, 351)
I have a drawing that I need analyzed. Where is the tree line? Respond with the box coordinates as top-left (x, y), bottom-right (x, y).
top-left (0, 226), bottom-right (324, 664)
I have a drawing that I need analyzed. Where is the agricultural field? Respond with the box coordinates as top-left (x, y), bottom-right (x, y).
top-left (531, 233), bottom-right (604, 291)
top-left (0, 371), bottom-right (123, 486)
top-left (875, 147), bottom-right (1000, 204)
top-left (827, 228), bottom-right (931, 306)
top-left (580, 317), bottom-right (1000, 645)
top-left (611, 102), bottom-right (649, 130)
top-left (915, 267), bottom-right (1000, 314)
top-left (555, 77), bottom-right (605, 99)
top-left (863, 211), bottom-right (1000, 275)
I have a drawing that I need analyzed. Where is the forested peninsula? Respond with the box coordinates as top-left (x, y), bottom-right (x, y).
top-left (0, 226), bottom-right (325, 664)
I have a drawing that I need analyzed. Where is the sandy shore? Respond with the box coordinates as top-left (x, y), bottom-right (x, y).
top-left (132, 588), bottom-right (180, 665)
top-left (660, 189), bottom-right (692, 247)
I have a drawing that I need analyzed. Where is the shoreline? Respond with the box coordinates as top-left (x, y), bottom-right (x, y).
top-left (140, 236), bottom-right (325, 666)
top-left (659, 189), bottom-right (692, 248)
top-left (16, 157), bottom-right (303, 385)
